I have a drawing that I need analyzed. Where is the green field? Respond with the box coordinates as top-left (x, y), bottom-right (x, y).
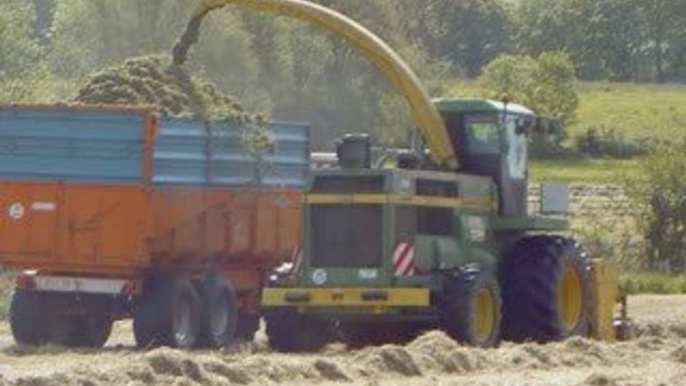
top-left (529, 158), bottom-right (640, 183)
top-left (621, 271), bottom-right (686, 295)
top-left (569, 82), bottom-right (686, 139)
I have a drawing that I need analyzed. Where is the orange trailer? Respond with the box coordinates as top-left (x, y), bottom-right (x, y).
top-left (0, 104), bottom-right (309, 348)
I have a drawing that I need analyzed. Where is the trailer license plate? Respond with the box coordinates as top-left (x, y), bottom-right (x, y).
top-left (34, 276), bottom-right (127, 294)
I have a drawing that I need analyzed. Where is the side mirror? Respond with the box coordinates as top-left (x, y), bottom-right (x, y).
top-left (515, 117), bottom-right (533, 135)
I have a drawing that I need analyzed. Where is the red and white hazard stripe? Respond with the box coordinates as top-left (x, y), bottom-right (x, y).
top-left (291, 245), bottom-right (304, 273)
top-left (392, 242), bottom-right (415, 276)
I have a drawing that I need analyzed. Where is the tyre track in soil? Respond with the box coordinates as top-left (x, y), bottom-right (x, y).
top-left (0, 295), bottom-right (684, 386)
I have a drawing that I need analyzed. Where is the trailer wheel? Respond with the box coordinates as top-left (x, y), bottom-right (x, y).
top-left (439, 268), bottom-right (502, 348)
top-left (134, 278), bottom-right (201, 349)
top-left (500, 236), bottom-right (591, 342)
top-left (265, 309), bottom-right (328, 352)
top-left (73, 315), bottom-right (113, 347)
top-left (9, 290), bottom-right (48, 345)
top-left (46, 314), bottom-right (112, 348)
top-left (198, 277), bottom-right (238, 348)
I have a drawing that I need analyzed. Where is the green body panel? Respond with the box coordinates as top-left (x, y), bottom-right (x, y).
top-left (301, 168), bottom-right (501, 290)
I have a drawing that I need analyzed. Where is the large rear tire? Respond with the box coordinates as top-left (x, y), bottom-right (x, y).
top-left (9, 290), bottom-right (48, 345)
top-left (500, 236), bottom-right (591, 342)
top-left (133, 277), bottom-right (201, 349)
top-left (198, 277), bottom-right (238, 348)
top-left (438, 268), bottom-right (502, 348)
top-left (265, 309), bottom-right (328, 352)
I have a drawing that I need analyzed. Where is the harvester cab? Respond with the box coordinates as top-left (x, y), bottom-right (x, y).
top-left (437, 98), bottom-right (534, 217)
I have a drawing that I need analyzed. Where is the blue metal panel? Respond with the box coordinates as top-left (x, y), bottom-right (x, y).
top-left (0, 107), bottom-right (145, 183)
top-left (153, 119), bottom-right (310, 188)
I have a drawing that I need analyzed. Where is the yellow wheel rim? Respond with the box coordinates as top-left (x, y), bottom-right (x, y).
top-left (558, 264), bottom-right (583, 330)
top-left (472, 287), bottom-right (496, 341)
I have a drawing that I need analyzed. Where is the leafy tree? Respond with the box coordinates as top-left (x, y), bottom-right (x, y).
top-left (31, 0), bottom-right (55, 45)
top-left (637, 0), bottom-right (686, 82)
top-left (531, 52), bottom-right (579, 122)
top-left (479, 52), bottom-right (578, 123)
top-left (418, 0), bottom-right (510, 78)
top-left (513, 0), bottom-right (591, 74)
top-left (625, 145), bottom-right (686, 272)
top-left (515, 0), bottom-right (643, 81)
top-left (0, 0), bottom-right (42, 79)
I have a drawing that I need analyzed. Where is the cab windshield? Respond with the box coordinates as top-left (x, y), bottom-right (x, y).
top-left (464, 114), bottom-right (499, 154)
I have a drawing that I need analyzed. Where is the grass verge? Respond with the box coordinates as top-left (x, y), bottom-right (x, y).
top-left (621, 272), bottom-right (686, 295)
top-left (530, 158), bottom-right (639, 183)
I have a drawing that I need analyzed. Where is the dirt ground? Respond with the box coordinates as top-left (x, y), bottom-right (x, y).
top-left (0, 295), bottom-right (684, 386)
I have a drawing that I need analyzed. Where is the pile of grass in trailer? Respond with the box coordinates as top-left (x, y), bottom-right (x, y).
top-left (75, 55), bottom-right (274, 156)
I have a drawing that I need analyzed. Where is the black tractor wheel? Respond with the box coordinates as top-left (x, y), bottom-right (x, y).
top-left (438, 268), bottom-right (502, 348)
top-left (500, 236), bottom-right (591, 342)
top-left (9, 290), bottom-right (48, 345)
top-left (133, 277), bottom-right (201, 349)
top-left (265, 309), bottom-right (328, 352)
top-left (198, 277), bottom-right (239, 348)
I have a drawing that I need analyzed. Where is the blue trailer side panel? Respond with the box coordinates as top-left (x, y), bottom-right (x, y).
top-left (153, 118), bottom-right (310, 188)
top-left (0, 107), bottom-right (310, 188)
top-left (0, 107), bottom-right (146, 183)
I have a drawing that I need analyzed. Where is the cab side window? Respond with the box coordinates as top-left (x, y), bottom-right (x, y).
top-left (464, 115), bottom-right (499, 155)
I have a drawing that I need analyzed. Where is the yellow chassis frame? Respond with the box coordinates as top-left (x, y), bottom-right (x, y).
top-left (262, 259), bottom-right (622, 341)
top-left (262, 287), bottom-right (430, 308)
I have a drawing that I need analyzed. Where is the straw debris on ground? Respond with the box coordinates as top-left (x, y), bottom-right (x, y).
top-left (1, 296), bottom-right (686, 385)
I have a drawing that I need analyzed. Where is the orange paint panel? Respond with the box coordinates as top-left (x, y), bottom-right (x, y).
top-left (148, 187), bottom-right (303, 268)
top-left (60, 186), bottom-right (150, 266)
top-left (0, 182), bottom-right (152, 272)
top-left (0, 182), bottom-right (59, 262)
top-left (1, 182), bottom-right (303, 280)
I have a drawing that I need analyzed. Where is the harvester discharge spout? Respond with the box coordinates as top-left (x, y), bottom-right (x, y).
top-left (174, 0), bottom-right (458, 169)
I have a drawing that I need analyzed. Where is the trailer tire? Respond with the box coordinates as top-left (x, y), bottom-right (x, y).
top-left (73, 315), bottom-right (113, 347)
top-left (265, 309), bottom-right (328, 352)
top-left (9, 290), bottom-right (48, 345)
top-left (439, 267), bottom-right (502, 348)
top-left (46, 314), bottom-right (112, 348)
top-left (134, 278), bottom-right (201, 349)
top-left (198, 277), bottom-right (238, 348)
top-left (500, 236), bottom-right (591, 342)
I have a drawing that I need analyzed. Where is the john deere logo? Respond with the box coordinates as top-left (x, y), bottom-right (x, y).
top-left (312, 269), bottom-right (327, 285)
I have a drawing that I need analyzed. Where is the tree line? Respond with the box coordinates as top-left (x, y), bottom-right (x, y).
top-left (1, 0), bottom-right (684, 147)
